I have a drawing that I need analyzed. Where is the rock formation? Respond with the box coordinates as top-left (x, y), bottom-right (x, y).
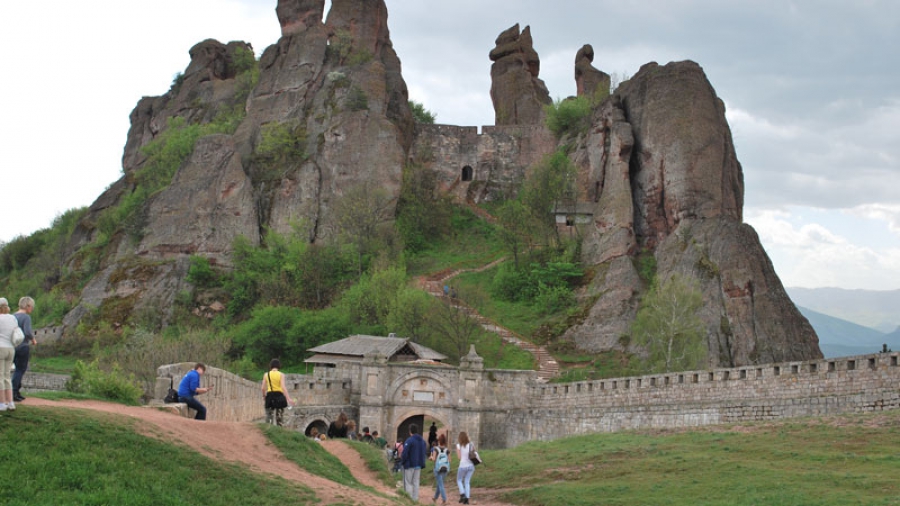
top-left (489, 24), bottom-right (552, 125)
top-left (574, 44), bottom-right (610, 99)
top-left (568, 61), bottom-right (820, 366)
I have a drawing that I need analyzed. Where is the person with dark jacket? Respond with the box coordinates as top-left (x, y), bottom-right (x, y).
top-left (327, 412), bottom-right (349, 438)
top-left (12, 296), bottom-right (35, 402)
top-left (400, 423), bottom-right (428, 501)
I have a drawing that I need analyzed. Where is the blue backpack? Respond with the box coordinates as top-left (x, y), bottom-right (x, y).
top-left (435, 447), bottom-right (450, 473)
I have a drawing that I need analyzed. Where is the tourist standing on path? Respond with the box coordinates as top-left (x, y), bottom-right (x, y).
top-left (177, 363), bottom-right (213, 420)
top-left (262, 359), bottom-right (294, 426)
top-left (327, 412), bottom-right (349, 439)
top-left (12, 296), bottom-right (35, 402)
top-left (346, 420), bottom-right (358, 440)
top-left (456, 431), bottom-right (476, 504)
top-left (0, 298), bottom-right (23, 412)
top-left (430, 433), bottom-right (452, 505)
top-left (400, 423), bottom-right (427, 501)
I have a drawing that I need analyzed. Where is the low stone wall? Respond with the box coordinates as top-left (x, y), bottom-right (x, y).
top-left (155, 363), bottom-right (264, 422)
top-left (21, 372), bottom-right (69, 392)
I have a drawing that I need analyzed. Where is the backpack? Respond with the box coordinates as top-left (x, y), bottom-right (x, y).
top-left (435, 447), bottom-right (450, 473)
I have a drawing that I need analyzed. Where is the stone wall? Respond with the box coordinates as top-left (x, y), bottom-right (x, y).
top-left (507, 352), bottom-right (900, 447)
top-left (21, 372), bottom-right (69, 392)
top-left (412, 123), bottom-right (555, 203)
top-left (155, 363), bottom-right (264, 422)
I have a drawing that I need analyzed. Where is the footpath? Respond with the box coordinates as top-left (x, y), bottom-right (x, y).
top-left (415, 259), bottom-right (558, 382)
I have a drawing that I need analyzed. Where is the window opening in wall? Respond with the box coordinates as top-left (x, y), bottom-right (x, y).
top-left (553, 387), bottom-right (558, 394)
top-left (625, 380), bottom-right (631, 389)
top-left (739, 370), bottom-right (747, 379)
top-left (791, 365), bottom-right (799, 374)
top-left (650, 378), bottom-right (656, 387)
top-left (461, 165), bottom-right (474, 181)
top-left (600, 382), bottom-right (605, 390)
top-left (665, 376), bottom-right (671, 386)
top-left (809, 363), bottom-right (818, 373)
top-left (756, 368), bottom-right (763, 378)
top-left (565, 215), bottom-right (575, 226)
top-left (678, 375), bottom-right (684, 384)
top-left (708, 372), bottom-right (714, 381)
top-left (692, 374), bottom-right (699, 383)
top-left (565, 385), bottom-right (570, 394)
top-left (309, 383), bottom-right (315, 389)
top-left (774, 366), bottom-right (781, 376)
top-left (576, 384), bottom-right (582, 393)
top-left (892, 356), bottom-right (898, 367)
top-left (637, 379), bottom-right (642, 388)
top-left (848, 360), bottom-right (856, 371)
top-left (588, 383), bottom-right (594, 392)
top-left (868, 358), bottom-right (877, 369)
top-left (612, 381), bottom-right (617, 389)
top-left (343, 382), bottom-right (350, 389)
top-left (828, 361), bottom-right (836, 372)
top-left (722, 371), bottom-right (730, 381)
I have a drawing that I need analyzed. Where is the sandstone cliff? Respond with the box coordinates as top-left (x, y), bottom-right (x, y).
top-left (568, 61), bottom-right (820, 366)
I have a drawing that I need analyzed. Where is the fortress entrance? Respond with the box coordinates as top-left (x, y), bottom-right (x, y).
top-left (304, 419), bottom-right (328, 437)
top-left (395, 413), bottom-right (452, 446)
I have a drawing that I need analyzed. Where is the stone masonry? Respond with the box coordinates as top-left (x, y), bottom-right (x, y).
top-left (148, 350), bottom-right (900, 450)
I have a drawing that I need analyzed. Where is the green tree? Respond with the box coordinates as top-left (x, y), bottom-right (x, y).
top-left (387, 288), bottom-right (435, 344)
top-left (496, 200), bottom-right (533, 269)
top-left (631, 273), bottom-right (707, 373)
top-left (430, 287), bottom-right (483, 362)
top-left (520, 149), bottom-right (577, 249)
top-left (396, 163), bottom-right (453, 252)
top-left (409, 100), bottom-right (436, 124)
top-left (332, 181), bottom-right (395, 276)
top-left (544, 95), bottom-right (592, 139)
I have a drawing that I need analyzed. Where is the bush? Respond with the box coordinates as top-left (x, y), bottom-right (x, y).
top-left (545, 95), bottom-right (592, 139)
top-left (491, 262), bottom-right (536, 302)
top-left (409, 100), bottom-right (436, 124)
top-left (230, 306), bottom-right (351, 367)
top-left (67, 360), bottom-right (143, 405)
top-left (186, 255), bottom-right (218, 288)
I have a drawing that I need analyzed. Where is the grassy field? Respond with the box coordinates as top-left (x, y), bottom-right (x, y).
top-left (0, 408), bottom-right (317, 506)
top-left (474, 412), bottom-right (900, 506)
top-left (6, 404), bottom-right (900, 505)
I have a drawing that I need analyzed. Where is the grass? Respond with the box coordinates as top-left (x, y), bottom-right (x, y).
top-left (346, 440), bottom-right (398, 490)
top-left (452, 264), bottom-right (561, 339)
top-left (405, 207), bottom-right (505, 277)
top-left (472, 331), bottom-right (536, 370)
top-left (259, 424), bottom-right (363, 488)
top-left (29, 354), bottom-right (80, 374)
top-left (472, 411), bottom-right (900, 505)
top-left (0, 407), bottom-right (317, 506)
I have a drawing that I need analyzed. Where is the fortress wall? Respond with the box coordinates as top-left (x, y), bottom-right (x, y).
top-left (155, 363), bottom-right (263, 422)
top-left (412, 123), bottom-right (555, 203)
top-left (506, 352), bottom-right (900, 447)
top-left (22, 372), bottom-right (69, 392)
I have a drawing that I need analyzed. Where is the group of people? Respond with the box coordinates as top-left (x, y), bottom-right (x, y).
top-left (396, 422), bottom-right (478, 504)
top-left (320, 412), bottom-right (388, 448)
top-left (0, 296), bottom-right (36, 412)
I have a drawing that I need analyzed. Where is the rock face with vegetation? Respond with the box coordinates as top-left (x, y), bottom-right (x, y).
top-left (567, 61), bottom-right (821, 366)
top-left (489, 24), bottom-right (552, 126)
top-left (63, 0), bottom-right (413, 327)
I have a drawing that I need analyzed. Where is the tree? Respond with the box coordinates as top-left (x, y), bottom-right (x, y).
top-left (430, 287), bottom-right (483, 361)
top-left (520, 149), bottom-right (577, 249)
top-left (409, 100), bottom-right (436, 124)
top-left (387, 288), bottom-right (435, 344)
top-left (496, 200), bottom-right (533, 269)
top-left (396, 163), bottom-right (453, 252)
top-left (631, 273), bottom-right (707, 373)
top-left (332, 181), bottom-right (395, 276)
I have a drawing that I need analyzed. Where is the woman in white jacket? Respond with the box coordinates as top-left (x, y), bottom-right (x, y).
top-left (0, 297), bottom-right (21, 412)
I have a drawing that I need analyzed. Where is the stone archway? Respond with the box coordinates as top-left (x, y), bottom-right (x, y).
top-left (461, 165), bottom-right (474, 181)
top-left (392, 408), bottom-right (454, 449)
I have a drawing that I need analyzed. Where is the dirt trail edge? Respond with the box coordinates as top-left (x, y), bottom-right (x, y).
top-left (28, 398), bottom-right (397, 506)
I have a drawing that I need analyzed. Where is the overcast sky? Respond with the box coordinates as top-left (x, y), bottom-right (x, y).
top-left (2, 0), bottom-right (898, 290)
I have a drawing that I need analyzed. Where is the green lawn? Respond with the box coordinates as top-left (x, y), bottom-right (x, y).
top-left (0, 408), bottom-right (317, 506)
top-left (473, 412), bottom-right (900, 506)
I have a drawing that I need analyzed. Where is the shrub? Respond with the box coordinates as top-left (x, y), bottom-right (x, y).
top-left (534, 283), bottom-right (575, 315)
top-left (409, 100), bottom-right (436, 124)
top-left (545, 95), bottom-right (592, 139)
top-left (186, 255), bottom-right (218, 288)
top-left (67, 360), bottom-right (143, 405)
top-left (347, 86), bottom-right (368, 111)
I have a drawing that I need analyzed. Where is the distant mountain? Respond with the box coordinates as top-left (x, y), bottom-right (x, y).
top-left (797, 306), bottom-right (898, 358)
top-left (788, 287), bottom-right (900, 333)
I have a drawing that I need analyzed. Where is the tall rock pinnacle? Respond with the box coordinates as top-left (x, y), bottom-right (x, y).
top-left (489, 24), bottom-right (552, 126)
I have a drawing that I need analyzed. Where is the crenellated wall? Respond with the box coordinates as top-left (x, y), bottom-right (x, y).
top-left (151, 351), bottom-right (900, 449)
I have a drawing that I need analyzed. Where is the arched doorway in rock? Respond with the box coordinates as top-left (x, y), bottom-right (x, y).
top-left (305, 419), bottom-right (328, 437)
top-left (461, 165), bottom-right (474, 182)
top-left (396, 413), bottom-right (452, 448)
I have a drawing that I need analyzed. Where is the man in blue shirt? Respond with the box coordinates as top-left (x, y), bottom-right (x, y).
top-left (400, 423), bottom-right (428, 501)
top-left (177, 363), bottom-right (213, 420)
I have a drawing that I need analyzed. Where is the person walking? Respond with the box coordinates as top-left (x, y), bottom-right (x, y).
top-left (177, 363), bottom-right (213, 420)
top-left (0, 298), bottom-right (22, 412)
top-left (456, 431), bottom-right (476, 504)
top-left (262, 359), bottom-right (294, 426)
top-left (428, 421), bottom-right (438, 449)
top-left (400, 423), bottom-right (428, 501)
top-left (430, 433), bottom-right (452, 504)
top-left (12, 296), bottom-right (35, 402)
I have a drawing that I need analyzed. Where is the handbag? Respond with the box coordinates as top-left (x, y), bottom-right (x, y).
top-left (164, 376), bottom-right (180, 403)
top-left (469, 443), bottom-right (482, 466)
top-left (11, 327), bottom-right (24, 347)
top-left (265, 372), bottom-right (288, 409)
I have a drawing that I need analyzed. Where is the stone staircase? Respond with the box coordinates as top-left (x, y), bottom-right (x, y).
top-left (417, 259), bottom-right (559, 382)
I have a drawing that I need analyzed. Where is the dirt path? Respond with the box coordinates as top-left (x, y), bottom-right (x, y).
top-left (27, 398), bottom-right (398, 506)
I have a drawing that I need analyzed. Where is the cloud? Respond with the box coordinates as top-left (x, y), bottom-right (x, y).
top-left (746, 209), bottom-right (900, 290)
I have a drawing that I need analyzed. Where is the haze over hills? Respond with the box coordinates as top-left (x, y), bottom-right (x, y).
top-left (796, 306), bottom-right (897, 358)
top-left (787, 287), bottom-right (900, 333)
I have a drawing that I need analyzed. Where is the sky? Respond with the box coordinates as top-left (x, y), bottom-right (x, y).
top-left (1, 0), bottom-right (899, 291)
